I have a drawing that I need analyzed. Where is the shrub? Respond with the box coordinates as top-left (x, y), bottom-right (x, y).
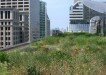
top-left (0, 52), bottom-right (8, 63)
top-left (27, 66), bottom-right (41, 75)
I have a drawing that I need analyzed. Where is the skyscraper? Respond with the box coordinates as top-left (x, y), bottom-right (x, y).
top-left (40, 1), bottom-right (50, 38)
top-left (69, 0), bottom-right (89, 32)
top-left (45, 15), bottom-right (50, 37)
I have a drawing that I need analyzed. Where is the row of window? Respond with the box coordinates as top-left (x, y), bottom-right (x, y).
top-left (0, 42), bottom-right (10, 45)
top-left (0, 6), bottom-right (29, 11)
top-left (0, 32), bottom-right (10, 35)
top-left (0, 37), bottom-right (10, 40)
top-left (0, 27), bottom-right (10, 30)
top-left (0, 4), bottom-right (29, 7)
top-left (0, 22), bottom-right (11, 25)
top-left (0, 11), bottom-right (10, 19)
top-left (1, 0), bottom-right (28, 2)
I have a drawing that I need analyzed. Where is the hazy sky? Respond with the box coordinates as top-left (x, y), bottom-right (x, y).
top-left (43, 0), bottom-right (106, 30)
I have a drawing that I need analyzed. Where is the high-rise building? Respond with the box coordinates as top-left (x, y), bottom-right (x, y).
top-left (69, 0), bottom-right (106, 35)
top-left (45, 15), bottom-right (50, 37)
top-left (0, 0), bottom-right (40, 42)
top-left (69, 0), bottom-right (89, 32)
top-left (40, 1), bottom-right (50, 38)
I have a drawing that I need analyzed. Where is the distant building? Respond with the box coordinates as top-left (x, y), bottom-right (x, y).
top-left (45, 15), bottom-right (50, 37)
top-left (51, 29), bottom-right (62, 36)
top-left (40, 1), bottom-right (50, 38)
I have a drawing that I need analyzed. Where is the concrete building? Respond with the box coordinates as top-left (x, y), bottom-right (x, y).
top-left (51, 29), bottom-right (62, 36)
top-left (0, 0), bottom-right (40, 42)
top-left (0, 8), bottom-right (21, 49)
top-left (40, 1), bottom-right (50, 38)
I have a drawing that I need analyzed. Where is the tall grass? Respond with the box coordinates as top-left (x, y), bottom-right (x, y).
top-left (0, 33), bottom-right (106, 75)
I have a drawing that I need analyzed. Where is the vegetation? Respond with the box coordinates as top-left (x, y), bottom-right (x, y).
top-left (0, 33), bottom-right (106, 75)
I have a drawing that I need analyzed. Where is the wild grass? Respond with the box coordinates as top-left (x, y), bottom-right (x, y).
top-left (0, 33), bottom-right (106, 75)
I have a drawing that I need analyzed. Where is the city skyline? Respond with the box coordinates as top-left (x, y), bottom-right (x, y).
top-left (43, 0), bottom-right (106, 30)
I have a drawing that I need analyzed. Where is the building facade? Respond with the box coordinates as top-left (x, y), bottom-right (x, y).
top-left (45, 15), bottom-right (50, 37)
top-left (69, 0), bottom-right (106, 35)
top-left (51, 29), bottom-right (62, 36)
top-left (0, 8), bottom-right (21, 49)
top-left (69, 0), bottom-right (89, 32)
top-left (0, 0), bottom-right (40, 49)
top-left (0, 0), bottom-right (40, 42)
top-left (0, 0), bottom-right (50, 49)
top-left (83, 0), bottom-right (106, 35)
top-left (40, 1), bottom-right (50, 38)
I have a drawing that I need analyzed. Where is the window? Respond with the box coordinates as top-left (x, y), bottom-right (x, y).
top-left (8, 22), bottom-right (10, 25)
top-left (1, 11), bottom-right (3, 19)
top-left (8, 32), bottom-right (10, 35)
top-left (5, 37), bottom-right (8, 40)
top-left (1, 37), bottom-right (3, 40)
top-left (1, 32), bottom-right (3, 35)
top-left (8, 42), bottom-right (10, 45)
top-left (1, 27), bottom-right (3, 30)
top-left (1, 42), bottom-right (3, 45)
top-left (5, 22), bottom-right (7, 25)
top-left (1, 0), bottom-right (5, 2)
top-left (5, 27), bottom-right (7, 30)
top-left (8, 11), bottom-right (10, 19)
top-left (6, 42), bottom-right (8, 45)
top-left (8, 27), bottom-right (10, 30)
top-left (8, 37), bottom-right (10, 40)
top-left (20, 15), bottom-right (22, 21)
top-left (5, 11), bottom-right (8, 19)
top-left (1, 22), bottom-right (3, 25)
top-left (5, 32), bottom-right (8, 35)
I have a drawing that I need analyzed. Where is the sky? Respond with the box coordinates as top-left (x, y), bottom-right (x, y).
top-left (42, 0), bottom-right (106, 30)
